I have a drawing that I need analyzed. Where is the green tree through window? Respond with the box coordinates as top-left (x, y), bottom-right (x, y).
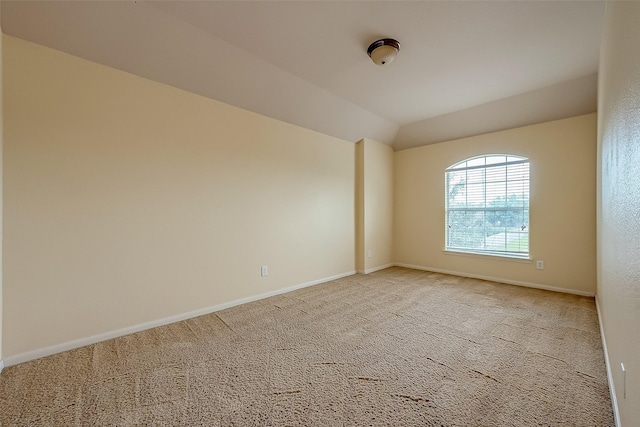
top-left (445, 155), bottom-right (530, 258)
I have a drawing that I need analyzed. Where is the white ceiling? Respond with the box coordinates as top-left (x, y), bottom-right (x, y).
top-left (1, 1), bottom-right (605, 149)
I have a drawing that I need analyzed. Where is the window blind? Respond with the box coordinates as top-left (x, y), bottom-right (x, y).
top-left (445, 155), bottom-right (530, 258)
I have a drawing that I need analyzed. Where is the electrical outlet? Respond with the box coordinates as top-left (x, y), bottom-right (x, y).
top-left (261, 266), bottom-right (268, 277)
top-left (367, 249), bottom-right (372, 258)
top-left (536, 260), bottom-right (544, 270)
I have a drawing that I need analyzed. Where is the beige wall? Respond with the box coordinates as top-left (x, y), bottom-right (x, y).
top-left (355, 141), bottom-right (365, 273)
top-left (0, 30), bottom-right (606, 373)
top-left (3, 35), bottom-right (356, 359)
top-left (597, 1), bottom-right (640, 424)
top-left (355, 138), bottom-right (394, 273)
top-left (0, 4), bottom-right (4, 364)
top-left (395, 113), bottom-right (597, 295)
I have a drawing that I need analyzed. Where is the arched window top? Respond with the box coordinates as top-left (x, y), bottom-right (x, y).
top-left (445, 154), bottom-right (530, 259)
top-left (447, 154), bottom-right (528, 171)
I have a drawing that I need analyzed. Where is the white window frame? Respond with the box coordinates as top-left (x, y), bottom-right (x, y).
top-left (445, 154), bottom-right (530, 259)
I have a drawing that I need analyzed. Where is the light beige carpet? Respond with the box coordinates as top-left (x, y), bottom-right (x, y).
top-left (0, 267), bottom-right (614, 426)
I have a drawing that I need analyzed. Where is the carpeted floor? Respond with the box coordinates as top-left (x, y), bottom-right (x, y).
top-left (0, 267), bottom-right (614, 426)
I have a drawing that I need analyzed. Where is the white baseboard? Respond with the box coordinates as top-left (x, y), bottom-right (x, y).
top-left (595, 297), bottom-right (621, 426)
top-left (3, 270), bottom-right (356, 368)
top-left (0, 359), bottom-right (4, 374)
top-left (357, 263), bottom-right (394, 275)
top-left (394, 263), bottom-right (595, 297)
top-left (2, 264), bottom-right (596, 368)
top-left (364, 263), bottom-right (395, 274)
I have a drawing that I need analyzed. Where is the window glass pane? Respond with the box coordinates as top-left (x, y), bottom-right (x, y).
top-left (466, 183), bottom-right (485, 207)
top-left (447, 170), bottom-right (466, 184)
top-left (522, 187), bottom-right (530, 207)
top-left (486, 209), bottom-right (506, 233)
top-left (466, 168), bottom-right (484, 184)
top-left (447, 178), bottom-right (466, 206)
top-left (522, 209), bottom-right (530, 228)
top-left (462, 210), bottom-right (484, 249)
top-left (485, 227), bottom-right (507, 251)
top-left (506, 181), bottom-right (527, 206)
top-left (506, 232), bottom-right (525, 252)
top-left (447, 210), bottom-right (466, 247)
top-left (450, 161), bottom-right (467, 169)
top-left (507, 163), bottom-right (529, 181)
top-left (467, 157), bottom-right (486, 167)
top-left (485, 165), bottom-right (506, 183)
top-left (486, 181), bottom-right (506, 205)
top-left (486, 155), bottom-right (507, 165)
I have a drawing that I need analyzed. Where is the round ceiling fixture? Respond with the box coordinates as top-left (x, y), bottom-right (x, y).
top-left (367, 38), bottom-right (400, 66)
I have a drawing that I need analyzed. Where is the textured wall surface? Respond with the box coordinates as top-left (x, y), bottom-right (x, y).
top-left (0, 4), bottom-right (4, 363)
top-left (597, 1), bottom-right (640, 424)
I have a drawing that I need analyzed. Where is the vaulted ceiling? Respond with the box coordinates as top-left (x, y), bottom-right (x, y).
top-left (1, 1), bottom-right (605, 149)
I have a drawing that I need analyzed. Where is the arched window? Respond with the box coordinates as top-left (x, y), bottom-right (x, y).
top-left (445, 155), bottom-right (530, 258)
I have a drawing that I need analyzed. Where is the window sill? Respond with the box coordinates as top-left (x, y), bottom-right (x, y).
top-left (443, 249), bottom-right (532, 263)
